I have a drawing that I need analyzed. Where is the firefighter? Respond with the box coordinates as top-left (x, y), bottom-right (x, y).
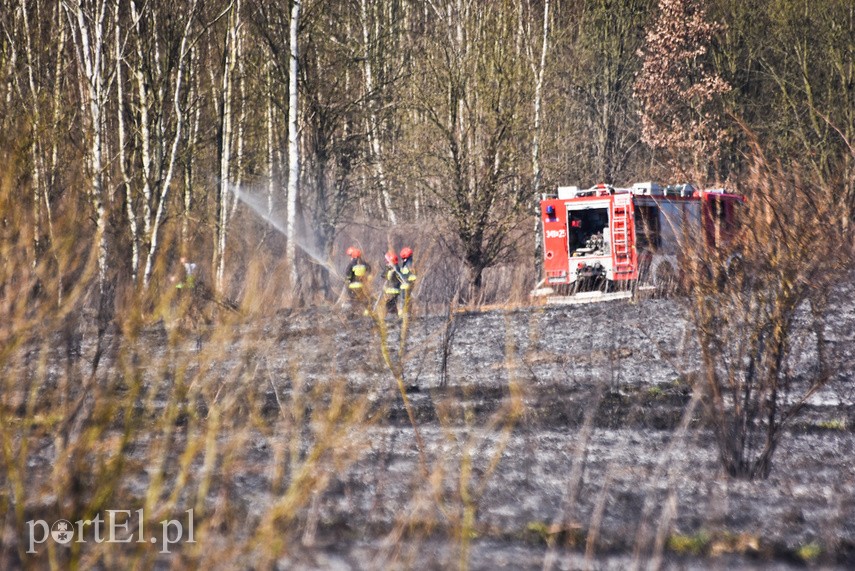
top-left (344, 247), bottom-right (370, 309)
top-left (175, 257), bottom-right (198, 290)
top-left (398, 247), bottom-right (417, 313)
top-left (383, 251), bottom-right (403, 318)
top-left (173, 257), bottom-right (203, 350)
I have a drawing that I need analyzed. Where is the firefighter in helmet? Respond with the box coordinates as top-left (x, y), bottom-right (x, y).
top-left (344, 247), bottom-right (370, 308)
top-left (383, 251), bottom-right (403, 318)
top-left (171, 257), bottom-right (204, 350)
top-left (398, 247), bottom-right (417, 313)
top-left (175, 257), bottom-right (198, 291)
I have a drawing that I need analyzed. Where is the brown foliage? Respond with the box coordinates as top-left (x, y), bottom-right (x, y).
top-left (635, 0), bottom-right (731, 178)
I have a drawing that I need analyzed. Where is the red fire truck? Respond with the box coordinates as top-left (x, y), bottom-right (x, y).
top-left (537, 182), bottom-right (744, 295)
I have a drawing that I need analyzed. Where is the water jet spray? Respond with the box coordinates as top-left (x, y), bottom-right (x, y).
top-left (228, 185), bottom-right (342, 280)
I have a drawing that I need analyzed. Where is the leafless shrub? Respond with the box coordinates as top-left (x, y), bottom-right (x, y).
top-left (438, 302), bottom-right (459, 389)
top-left (682, 141), bottom-right (851, 479)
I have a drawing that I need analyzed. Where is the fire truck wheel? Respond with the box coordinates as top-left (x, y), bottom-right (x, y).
top-left (653, 261), bottom-right (677, 297)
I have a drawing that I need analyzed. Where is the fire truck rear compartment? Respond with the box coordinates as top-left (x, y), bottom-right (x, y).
top-left (568, 207), bottom-right (609, 257)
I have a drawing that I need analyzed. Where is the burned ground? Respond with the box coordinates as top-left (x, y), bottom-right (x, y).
top-left (262, 293), bottom-right (855, 569)
top-left (4, 286), bottom-right (855, 570)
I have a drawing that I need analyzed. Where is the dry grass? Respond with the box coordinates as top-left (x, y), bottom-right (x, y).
top-left (0, 173), bottom-right (379, 568)
top-left (0, 167), bottom-right (530, 570)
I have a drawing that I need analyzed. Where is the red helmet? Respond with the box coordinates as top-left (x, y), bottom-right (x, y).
top-left (400, 247), bottom-right (413, 260)
top-left (346, 247), bottom-right (361, 259)
top-left (385, 251), bottom-right (398, 265)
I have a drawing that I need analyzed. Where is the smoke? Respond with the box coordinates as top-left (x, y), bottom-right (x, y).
top-left (228, 185), bottom-right (342, 279)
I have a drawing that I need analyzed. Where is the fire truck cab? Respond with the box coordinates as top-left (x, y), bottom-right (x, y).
top-left (539, 182), bottom-right (744, 293)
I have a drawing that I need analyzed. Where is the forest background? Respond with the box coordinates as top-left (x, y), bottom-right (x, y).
top-left (1, 0), bottom-right (853, 311)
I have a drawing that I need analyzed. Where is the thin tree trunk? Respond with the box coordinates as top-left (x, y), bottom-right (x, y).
top-left (115, 1), bottom-right (140, 284)
top-left (67, 0), bottom-right (110, 292)
top-left (46, 0), bottom-right (64, 238)
top-left (286, 0), bottom-right (301, 288)
top-left (532, 0), bottom-right (549, 278)
top-left (266, 59), bottom-right (276, 217)
top-left (360, 0), bottom-right (396, 225)
top-left (183, 46), bottom-right (201, 254)
top-left (2, 20), bottom-right (17, 113)
top-left (45, 0), bottom-right (65, 303)
top-left (215, 2), bottom-right (239, 292)
top-left (130, 1), bottom-right (153, 243)
top-left (20, 0), bottom-right (45, 260)
top-left (230, 22), bottom-right (246, 222)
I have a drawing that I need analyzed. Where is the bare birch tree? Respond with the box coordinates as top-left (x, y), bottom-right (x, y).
top-left (359, 0), bottom-right (396, 225)
top-left (182, 45), bottom-right (203, 253)
top-left (64, 0), bottom-right (113, 292)
top-left (212, 0), bottom-right (242, 292)
top-left (265, 57), bottom-right (277, 218)
top-left (17, 0), bottom-right (46, 258)
top-left (285, 0), bottom-right (301, 289)
top-left (530, 0), bottom-right (550, 278)
top-left (114, 0), bottom-right (139, 283)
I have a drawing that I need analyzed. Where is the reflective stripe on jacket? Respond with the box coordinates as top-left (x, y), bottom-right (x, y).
top-left (384, 267), bottom-right (402, 295)
top-left (401, 263), bottom-right (417, 282)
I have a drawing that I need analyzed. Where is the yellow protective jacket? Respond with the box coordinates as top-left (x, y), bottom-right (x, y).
top-left (399, 259), bottom-right (416, 290)
top-left (383, 266), bottom-right (402, 295)
top-left (346, 259), bottom-right (369, 289)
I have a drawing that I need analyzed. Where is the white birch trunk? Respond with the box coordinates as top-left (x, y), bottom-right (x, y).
top-left (3, 5), bottom-right (18, 111)
top-left (115, 1), bottom-right (140, 283)
top-left (20, 0), bottom-right (45, 259)
top-left (286, 0), bottom-right (301, 286)
top-left (360, 0), bottom-right (396, 225)
top-left (266, 59), bottom-right (276, 217)
top-left (45, 0), bottom-right (64, 256)
top-left (66, 0), bottom-right (110, 292)
top-left (230, 22), bottom-right (246, 221)
top-left (183, 46), bottom-right (201, 251)
top-left (531, 0), bottom-right (549, 276)
top-left (214, 2), bottom-right (239, 292)
top-left (531, 0), bottom-right (549, 196)
top-left (129, 1), bottom-right (154, 241)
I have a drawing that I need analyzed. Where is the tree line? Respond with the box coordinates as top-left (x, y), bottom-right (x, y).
top-left (1, 0), bottom-right (852, 306)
